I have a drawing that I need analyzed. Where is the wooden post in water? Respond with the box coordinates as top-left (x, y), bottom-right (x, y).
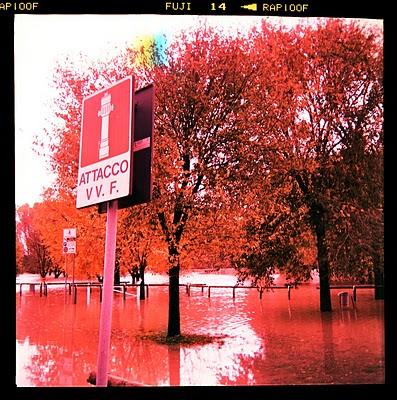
top-left (30, 283), bottom-right (36, 294)
top-left (73, 285), bottom-right (77, 304)
top-left (87, 285), bottom-right (90, 304)
top-left (64, 254), bottom-right (68, 294)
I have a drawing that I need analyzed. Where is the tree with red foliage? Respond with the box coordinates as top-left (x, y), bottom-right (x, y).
top-left (238, 19), bottom-right (383, 310)
top-left (150, 25), bottom-right (257, 335)
top-left (34, 19), bottom-right (383, 338)
top-left (118, 204), bottom-right (163, 300)
top-left (16, 203), bottom-right (54, 278)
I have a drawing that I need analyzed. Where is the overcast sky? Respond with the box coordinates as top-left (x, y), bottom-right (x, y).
top-left (14, 15), bottom-right (382, 207)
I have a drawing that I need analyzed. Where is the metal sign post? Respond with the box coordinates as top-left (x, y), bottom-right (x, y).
top-left (76, 76), bottom-right (153, 387)
top-left (72, 254), bottom-right (75, 286)
top-left (64, 255), bottom-right (67, 289)
top-left (96, 199), bottom-right (118, 386)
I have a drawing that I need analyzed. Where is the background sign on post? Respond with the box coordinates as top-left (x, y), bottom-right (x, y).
top-left (76, 76), bottom-right (134, 208)
top-left (98, 84), bottom-right (154, 213)
top-left (63, 228), bottom-right (77, 254)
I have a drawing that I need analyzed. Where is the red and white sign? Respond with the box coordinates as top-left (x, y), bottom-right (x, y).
top-left (63, 228), bottom-right (77, 254)
top-left (76, 76), bottom-right (134, 208)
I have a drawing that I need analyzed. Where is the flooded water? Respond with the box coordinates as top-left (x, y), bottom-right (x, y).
top-left (16, 271), bottom-right (384, 386)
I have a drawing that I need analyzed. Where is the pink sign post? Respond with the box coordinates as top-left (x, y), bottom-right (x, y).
top-left (77, 76), bottom-right (134, 386)
top-left (95, 199), bottom-right (118, 386)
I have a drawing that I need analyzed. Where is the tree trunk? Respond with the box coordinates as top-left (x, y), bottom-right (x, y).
top-left (53, 269), bottom-right (63, 278)
top-left (167, 265), bottom-right (180, 337)
top-left (312, 206), bottom-right (332, 312)
top-left (114, 265), bottom-right (120, 286)
top-left (158, 210), bottom-right (183, 337)
top-left (139, 264), bottom-right (145, 300)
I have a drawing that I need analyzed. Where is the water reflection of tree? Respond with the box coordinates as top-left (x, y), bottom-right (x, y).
top-left (109, 333), bottom-right (169, 385)
top-left (168, 345), bottom-right (181, 386)
top-left (25, 344), bottom-right (61, 386)
top-left (24, 343), bottom-right (89, 386)
top-left (217, 347), bottom-right (265, 385)
top-left (321, 312), bottom-right (336, 378)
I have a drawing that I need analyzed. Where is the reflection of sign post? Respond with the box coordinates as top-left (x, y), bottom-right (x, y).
top-left (60, 356), bottom-right (73, 386)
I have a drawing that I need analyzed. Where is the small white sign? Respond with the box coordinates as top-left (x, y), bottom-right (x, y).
top-left (63, 228), bottom-right (76, 240)
top-left (63, 241), bottom-right (76, 254)
top-left (63, 228), bottom-right (77, 254)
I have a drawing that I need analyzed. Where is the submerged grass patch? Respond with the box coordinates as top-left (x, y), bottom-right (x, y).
top-left (138, 331), bottom-right (227, 347)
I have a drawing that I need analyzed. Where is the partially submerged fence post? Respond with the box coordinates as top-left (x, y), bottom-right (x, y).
top-left (73, 285), bottom-right (77, 304)
top-left (353, 285), bottom-right (357, 302)
top-left (87, 285), bottom-right (91, 304)
top-left (16, 281), bottom-right (294, 302)
top-left (338, 291), bottom-right (349, 308)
